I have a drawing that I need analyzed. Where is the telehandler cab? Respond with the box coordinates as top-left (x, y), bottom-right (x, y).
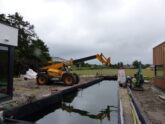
top-left (37, 53), bottom-right (110, 85)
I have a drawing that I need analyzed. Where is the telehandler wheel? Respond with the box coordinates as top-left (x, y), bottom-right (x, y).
top-left (72, 73), bottom-right (80, 84)
top-left (62, 73), bottom-right (76, 86)
top-left (37, 73), bottom-right (49, 85)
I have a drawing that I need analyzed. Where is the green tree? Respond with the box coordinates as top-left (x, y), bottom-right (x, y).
top-left (117, 62), bottom-right (123, 68)
top-left (143, 64), bottom-right (151, 69)
top-left (0, 12), bottom-right (51, 75)
top-left (132, 60), bottom-right (142, 68)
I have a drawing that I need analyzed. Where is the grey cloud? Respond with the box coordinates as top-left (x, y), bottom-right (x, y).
top-left (31, 0), bottom-right (165, 64)
top-left (1, 0), bottom-right (165, 64)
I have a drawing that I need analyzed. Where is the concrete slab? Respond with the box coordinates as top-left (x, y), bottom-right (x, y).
top-left (119, 87), bottom-right (133, 124)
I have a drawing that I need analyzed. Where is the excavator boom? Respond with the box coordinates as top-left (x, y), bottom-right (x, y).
top-left (73, 55), bottom-right (96, 64)
top-left (73, 53), bottom-right (110, 66)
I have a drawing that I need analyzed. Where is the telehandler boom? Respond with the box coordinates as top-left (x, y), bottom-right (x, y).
top-left (37, 53), bottom-right (110, 85)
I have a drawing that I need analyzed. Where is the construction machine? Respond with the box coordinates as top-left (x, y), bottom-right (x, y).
top-left (126, 64), bottom-right (144, 90)
top-left (37, 53), bottom-right (110, 85)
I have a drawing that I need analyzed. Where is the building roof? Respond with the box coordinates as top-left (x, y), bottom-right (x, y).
top-left (0, 21), bottom-right (18, 29)
top-left (51, 57), bottom-right (67, 62)
top-left (153, 41), bottom-right (165, 49)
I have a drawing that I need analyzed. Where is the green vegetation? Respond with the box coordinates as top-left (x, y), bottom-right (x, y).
top-left (72, 68), bottom-right (118, 76)
top-left (72, 68), bottom-right (154, 80)
top-left (0, 13), bottom-right (51, 75)
top-left (132, 60), bottom-right (142, 68)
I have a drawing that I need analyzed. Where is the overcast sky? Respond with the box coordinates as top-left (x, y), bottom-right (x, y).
top-left (1, 0), bottom-right (165, 64)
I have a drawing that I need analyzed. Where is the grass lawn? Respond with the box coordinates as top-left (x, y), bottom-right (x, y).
top-left (72, 68), bottom-right (154, 79)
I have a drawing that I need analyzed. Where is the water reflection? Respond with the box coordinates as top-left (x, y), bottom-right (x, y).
top-left (61, 91), bottom-right (118, 121)
top-left (61, 103), bottom-right (117, 121)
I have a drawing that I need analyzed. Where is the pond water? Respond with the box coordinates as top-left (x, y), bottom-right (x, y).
top-left (35, 80), bottom-right (119, 124)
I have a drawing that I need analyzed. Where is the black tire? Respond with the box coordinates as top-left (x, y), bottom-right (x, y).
top-left (140, 75), bottom-right (144, 87)
top-left (62, 73), bottom-right (76, 86)
top-left (127, 79), bottom-right (132, 89)
top-left (119, 83), bottom-right (123, 87)
top-left (72, 73), bottom-right (80, 84)
top-left (37, 73), bottom-right (49, 85)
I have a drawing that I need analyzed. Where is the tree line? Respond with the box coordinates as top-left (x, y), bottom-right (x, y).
top-left (75, 60), bottom-right (151, 69)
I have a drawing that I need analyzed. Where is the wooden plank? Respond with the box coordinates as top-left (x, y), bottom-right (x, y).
top-left (154, 78), bottom-right (164, 89)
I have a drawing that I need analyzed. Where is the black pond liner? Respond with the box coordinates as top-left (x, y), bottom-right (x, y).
top-left (3, 118), bottom-right (34, 124)
top-left (3, 76), bottom-right (119, 124)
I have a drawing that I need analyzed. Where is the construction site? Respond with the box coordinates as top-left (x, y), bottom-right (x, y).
top-left (0, 1), bottom-right (165, 124)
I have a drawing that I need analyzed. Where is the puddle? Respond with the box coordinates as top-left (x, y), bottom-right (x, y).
top-left (32, 80), bottom-right (119, 124)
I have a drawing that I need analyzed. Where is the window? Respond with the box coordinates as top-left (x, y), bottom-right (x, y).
top-left (155, 65), bottom-right (164, 77)
top-left (0, 46), bottom-right (9, 98)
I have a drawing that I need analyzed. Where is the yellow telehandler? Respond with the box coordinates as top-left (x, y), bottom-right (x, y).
top-left (37, 53), bottom-right (110, 85)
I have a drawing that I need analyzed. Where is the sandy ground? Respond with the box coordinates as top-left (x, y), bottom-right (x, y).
top-left (12, 76), bottom-right (98, 106)
top-left (132, 82), bottom-right (165, 124)
top-left (119, 87), bottom-right (134, 124)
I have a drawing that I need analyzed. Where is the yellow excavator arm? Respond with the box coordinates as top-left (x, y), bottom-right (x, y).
top-left (96, 53), bottom-right (111, 65)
